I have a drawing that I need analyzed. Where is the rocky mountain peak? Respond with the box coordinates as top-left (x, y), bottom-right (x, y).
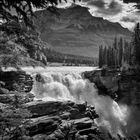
top-left (34, 5), bottom-right (132, 58)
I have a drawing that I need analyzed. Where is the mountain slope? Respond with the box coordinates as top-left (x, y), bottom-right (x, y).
top-left (34, 5), bottom-right (132, 58)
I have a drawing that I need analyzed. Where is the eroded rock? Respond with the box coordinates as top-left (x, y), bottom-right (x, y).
top-left (28, 116), bottom-right (61, 136)
top-left (0, 71), bottom-right (33, 92)
top-left (0, 92), bottom-right (34, 104)
top-left (26, 101), bottom-right (86, 118)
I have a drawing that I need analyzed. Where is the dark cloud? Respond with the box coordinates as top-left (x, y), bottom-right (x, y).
top-left (87, 0), bottom-right (105, 8)
top-left (121, 17), bottom-right (136, 23)
top-left (135, 3), bottom-right (140, 12)
top-left (123, 0), bottom-right (139, 3)
top-left (109, 0), bottom-right (119, 9)
top-left (88, 0), bottom-right (122, 16)
top-left (107, 0), bottom-right (122, 15)
top-left (82, 0), bottom-right (91, 3)
top-left (123, 0), bottom-right (140, 12)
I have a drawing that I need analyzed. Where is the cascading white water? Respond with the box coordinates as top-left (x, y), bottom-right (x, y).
top-left (31, 70), bottom-right (129, 137)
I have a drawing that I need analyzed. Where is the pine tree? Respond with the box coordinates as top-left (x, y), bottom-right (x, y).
top-left (103, 46), bottom-right (107, 65)
top-left (99, 45), bottom-right (103, 68)
top-left (107, 46), bottom-right (112, 67)
top-left (111, 48), bottom-right (115, 67)
top-left (113, 37), bottom-right (118, 68)
top-left (133, 23), bottom-right (140, 65)
top-left (118, 37), bottom-right (123, 67)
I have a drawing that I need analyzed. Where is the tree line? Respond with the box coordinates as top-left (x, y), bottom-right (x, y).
top-left (99, 23), bottom-right (140, 69)
top-left (45, 48), bottom-right (97, 65)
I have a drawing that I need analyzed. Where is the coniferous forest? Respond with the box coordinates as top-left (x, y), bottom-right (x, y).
top-left (99, 23), bottom-right (140, 69)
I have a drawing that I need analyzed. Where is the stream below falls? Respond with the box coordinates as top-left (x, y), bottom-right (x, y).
top-left (23, 66), bottom-right (137, 137)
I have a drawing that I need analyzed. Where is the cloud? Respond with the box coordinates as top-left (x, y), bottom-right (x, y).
top-left (58, 0), bottom-right (140, 30)
top-left (86, 0), bottom-right (122, 16)
top-left (82, 0), bottom-right (91, 2)
top-left (87, 0), bottom-right (105, 8)
top-left (135, 3), bottom-right (140, 12)
top-left (123, 0), bottom-right (140, 11)
top-left (99, 0), bottom-right (122, 15)
top-left (109, 0), bottom-right (119, 9)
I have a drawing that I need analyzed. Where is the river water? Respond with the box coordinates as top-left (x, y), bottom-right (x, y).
top-left (23, 66), bottom-right (129, 137)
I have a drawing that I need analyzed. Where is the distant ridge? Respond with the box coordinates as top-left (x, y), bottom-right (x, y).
top-left (34, 5), bottom-right (132, 58)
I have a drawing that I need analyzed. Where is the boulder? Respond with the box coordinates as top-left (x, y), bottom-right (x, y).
top-left (0, 71), bottom-right (33, 92)
top-left (83, 70), bottom-right (119, 100)
top-left (0, 102), bottom-right (8, 111)
top-left (77, 127), bottom-right (99, 136)
top-left (46, 118), bottom-right (98, 140)
top-left (77, 103), bottom-right (87, 112)
top-left (0, 81), bottom-right (5, 87)
top-left (60, 112), bottom-right (71, 120)
top-left (70, 117), bottom-right (93, 130)
top-left (0, 87), bottom-right (9, 94)
top-left (32, 134), bottom-right (47, 140)
top-left (0, 94), bottom-right (15, 104)
top-left (28, 116), bottom-right (61, 136)
top-left (26, 101), bottom-right (85, 118)
top-left (26, 101), bottom-right (100, 138)
top-left (26, 101), bottom-right (69, 117)
top-left (21, 92), bottom-right (35, 103)
top-left (0, 92), bottom-right (34, 104)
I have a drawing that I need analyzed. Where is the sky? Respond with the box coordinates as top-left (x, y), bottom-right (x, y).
top-left (58, 0), bottom-right (140, 31)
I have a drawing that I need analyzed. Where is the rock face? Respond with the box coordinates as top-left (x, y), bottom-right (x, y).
top-left (118, 72), bottom-right (140, 107)
top-left (0, 92), bottom-right (34, 104)
top-left (0, 71), bottom-right (34, 105)
top-left (26, 100), bottom-right (100, 139)
top-left (0, 71), bottom-right (33, 92)
top-left (83, 69), bottom-right (140, 106)
top-left (83, 69), bottom-right (119, 99)
top-left (34, 5), bottom-right (131, 58)
top-left (1, 81), bottom-right (139, 139)
top-left (26, 101), bottom-right (87, 118)
top-left (28, 116), bottom-right (61, 136)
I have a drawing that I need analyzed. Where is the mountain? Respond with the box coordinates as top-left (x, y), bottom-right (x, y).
top-left (34, 5), bottom-right (132, 58)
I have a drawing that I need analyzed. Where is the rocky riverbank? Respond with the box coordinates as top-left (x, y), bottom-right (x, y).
top-left (0, 87), bottom-right (101, 139)
top-left (83, 68), bottom-right (140, 107)
top-left (83, 68), bottom-right (140, 138)
top-left (83, 69), bottom-right (119, 99)
top-left (0, 70), bottom-right (140, 140)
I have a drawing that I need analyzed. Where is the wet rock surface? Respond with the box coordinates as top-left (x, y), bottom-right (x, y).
top-left (83, 69), bottom-right (140, 107)
top-left (26, 101), bottom-right (87, 118)
top-left (0, 71), bottom-right (33, 92)
top-left (83, 69), bottom-right (119, 99)
top-left (0, 92), bottom-right (34, 104)
top-left (28, 116), bottom-right (61, 136)
top-left (1, 70), bottom-right (140, 140)
top-left (25, 100), bottom-right (101, 139)
top-left (83, 69), bottom-right (140, 139)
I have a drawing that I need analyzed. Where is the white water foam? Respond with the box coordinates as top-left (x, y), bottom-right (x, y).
top-left (30, 69), bottom-right (129, 137)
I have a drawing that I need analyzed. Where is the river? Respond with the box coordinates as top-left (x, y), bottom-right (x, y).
top-left (19, 66), bottom-right (129, 137)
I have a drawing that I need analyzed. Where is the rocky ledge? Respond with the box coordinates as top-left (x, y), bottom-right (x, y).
top-left (0, 84), bottom-right (101, 140)
top-left (25, 100), bottom-right (100, 139)
top-left (83, 68), bottom-right (140, 107)
top-left (0, 70), bottom-right (33, 92)
top-left (83, 69), bottom-right (119, 100)
top-left (1, 70), bottom-right (140, 140)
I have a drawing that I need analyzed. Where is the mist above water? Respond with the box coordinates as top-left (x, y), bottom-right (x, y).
top-left (30, 67), bottom-right (129, 137)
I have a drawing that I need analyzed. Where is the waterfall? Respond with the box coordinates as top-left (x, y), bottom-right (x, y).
top-left (31, 71), bottom-right (129, 137)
